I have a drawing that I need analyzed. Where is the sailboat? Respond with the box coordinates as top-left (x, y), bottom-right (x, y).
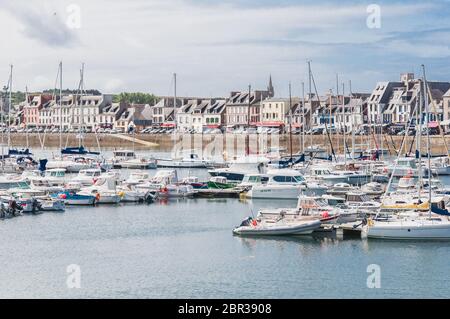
top-left (363, 65), bottom-right (450, 240)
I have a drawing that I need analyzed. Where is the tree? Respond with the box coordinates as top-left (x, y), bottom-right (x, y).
top-left (113, 92), bottom-right (159, 105)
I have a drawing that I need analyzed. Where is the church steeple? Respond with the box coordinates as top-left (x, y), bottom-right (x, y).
top-left (268, 75), bottom-right (274, 97)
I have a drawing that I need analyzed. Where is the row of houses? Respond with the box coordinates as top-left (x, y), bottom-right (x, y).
top-left (10, 73), bottom-right (450, 132)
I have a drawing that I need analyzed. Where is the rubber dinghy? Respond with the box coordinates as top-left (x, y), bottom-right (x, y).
top-left (233, 217), bottom-right (321, 236)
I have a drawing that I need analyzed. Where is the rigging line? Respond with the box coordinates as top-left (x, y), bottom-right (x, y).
top-left (310, 69), bottom-right (336, 161)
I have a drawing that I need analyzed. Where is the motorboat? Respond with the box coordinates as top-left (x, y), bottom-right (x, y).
top-left (135, 170), bottom-right (196, 198)
top-left (207, 176), bottom-right (236, 189)
top-left (208, 156), bottom-right (269, 182)
top-left (232, 217), bottom-right (322, 236)
top-left (245, 169), bottom-right (328, 199)
top-left (117, 184), bottom-right (155, 203)
top-left (430, 156), bottom-right (450, 175)
top-left (180, 176), bottom-right (206, 189)
top-left (124, 171), bottom-right (153, 186)
top-left (257, 196), bottom-right (340, 225)
top-left (111, 150), bottom-right (157, 169)
top-left (78, 175), bottom-right (121, 204)
top-left (157, 150), bottom-right (212, 168)
top-left (71, 169), bottom-right (102, 186)
top-left (385, 157), bottom-right (425, 178)
top-left (52, 191), bottom-right (97, 205)
top-left (326, 183), bottom-right (358, 196)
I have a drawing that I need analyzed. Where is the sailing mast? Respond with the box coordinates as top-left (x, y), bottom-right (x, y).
top-left (349, 80), bottom-right (355, 160)
top-left (308, 61), bottom-right (313, 150)
top-left (301, 81), bottom-right (305, 153)
top-left (59, 62), bottom-right (63, 151)
top-left (246, 84), bottom-right (251, 156)
top-left (422, 65), bottom-right (432, 219)
top-left (342, 82), bottom-right (346, 166)
top-left (335, 74), bottom-right (339, 154)
top-left (8, 65), bottom-right (12, 151)
top-left (79, 63), bottom-right (85, 148)
top-left (289, 82), bottom-right (293, 166)
top-left (173, 73), bottom-right (177, 131)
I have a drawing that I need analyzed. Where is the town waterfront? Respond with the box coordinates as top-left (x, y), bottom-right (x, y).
top-left (1, 160), bottom-right (450, 299)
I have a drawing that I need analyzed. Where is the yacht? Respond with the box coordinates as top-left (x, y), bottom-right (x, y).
top-left (71, 169), bottom-right (102, 186)
top-left (112, 150), bottom-right (157, 169)
top-left (209, 156), bottom-right (269, 182)
top-left (157, 150), bottom-right (212, 168)
top-left (245, 169), bottom-right (328, 199)
top-left (386, 157), bottom-right (425, 178)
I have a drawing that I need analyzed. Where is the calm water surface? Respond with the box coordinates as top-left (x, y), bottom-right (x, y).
top-left (0, 150), bottom-right (449, 298)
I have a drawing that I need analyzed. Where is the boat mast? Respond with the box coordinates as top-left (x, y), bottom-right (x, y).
top-left (59, 61), bottom-right (63, 151)
top-left (8, 64), bottom-right (12, 151)
top-left (246, 84), bottom-right (251, 156)
top-left (308, 61), bottom-right (312, 149)
top-left (342, 82), bottom-right (346, 166)
top-left (350, 80), bottom-right (355, 160)
top-left (335, 74), bottom-right (339, 155)
top-left (422, 64), bottom-right (432, 218)
top-left (301, 81), bottom-right (305, 153)
top-left (289, 82), bottom-right (293, 166)
top-left (173, 73), bottom-right (177, 132)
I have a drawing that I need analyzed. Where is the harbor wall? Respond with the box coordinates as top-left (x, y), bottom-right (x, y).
top-left (5, 133), bottom-right (450, 156)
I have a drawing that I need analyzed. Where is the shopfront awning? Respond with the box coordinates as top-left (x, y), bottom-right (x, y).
top-left (255, 121), bottom-right (285, 127)
top-left (161, 123), bottom-right (176, 128)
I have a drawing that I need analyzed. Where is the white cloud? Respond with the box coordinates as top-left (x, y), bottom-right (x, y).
top-left (0, 0), bottom-right (446, 96)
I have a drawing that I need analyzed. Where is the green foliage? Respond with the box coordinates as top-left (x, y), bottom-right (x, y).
top-left (113, 92), bottom-right (159, 105)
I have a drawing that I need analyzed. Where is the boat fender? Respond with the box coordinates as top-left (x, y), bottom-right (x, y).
top-left (95, 193), bottom-right (101, 201)
top-left (251, 220), bottom-right (258, 227)
top-left (322, 211), bottom-right (330, 218)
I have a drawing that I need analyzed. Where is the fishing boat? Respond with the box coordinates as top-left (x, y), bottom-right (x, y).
top-left (180, 176), bottom-right (206, 189)
top-left (233, 217), bottom-right (322, 236)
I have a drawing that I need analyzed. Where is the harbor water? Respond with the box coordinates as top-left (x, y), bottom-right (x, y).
top-left (0, 151), bottom-right (449, 298)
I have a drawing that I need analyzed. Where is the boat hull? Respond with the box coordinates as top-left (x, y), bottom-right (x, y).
top-left (233, 220), bottom-right (321, 236)
top-left (363, 221), bottom-right (450, 239)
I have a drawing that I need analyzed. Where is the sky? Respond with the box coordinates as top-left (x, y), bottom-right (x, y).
top-left (1, 0), bottom-right (450, 97)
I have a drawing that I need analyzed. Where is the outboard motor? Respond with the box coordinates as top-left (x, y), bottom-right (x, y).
top-left (39, 159), bottom-right (48, 172)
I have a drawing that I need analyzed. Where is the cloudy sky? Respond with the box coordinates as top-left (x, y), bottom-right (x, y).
top-left (1, 0), bottom-right (450, 97)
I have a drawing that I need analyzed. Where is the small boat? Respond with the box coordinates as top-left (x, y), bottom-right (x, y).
top-left (71, 168), bottom-right (102, 186)
top-left (157, 150), bottom-right (212, 168)
top-left (61, 145), bottom-right (100, 156)
top-left (52, 191), bottom-right (97, 205)
top-left (207, 176), bottom-right (235, 189)
top-left (180, 176), bottom-right (206, 189)
top-left (209, 156), bottom-right (269, 182)
top-left (112, 150), bottom-right (157, 169)
top-left (118, 184), bottom-right (155, 203)
top-left (233, 217), bottom-right (322, 236)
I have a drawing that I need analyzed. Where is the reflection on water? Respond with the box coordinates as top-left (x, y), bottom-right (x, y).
top-left (1, 153), bottom-right (450, 298)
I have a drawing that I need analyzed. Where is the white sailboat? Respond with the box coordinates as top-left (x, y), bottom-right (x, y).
top-left (363, 65), bottom-right (450, 240)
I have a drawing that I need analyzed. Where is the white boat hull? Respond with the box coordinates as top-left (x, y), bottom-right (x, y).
top-left (363, 219), bottom-right (450, 239)
top-left (247, 185), bottom-right (327, 199)
top-left (233, 220), bottom-right (321, 236)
